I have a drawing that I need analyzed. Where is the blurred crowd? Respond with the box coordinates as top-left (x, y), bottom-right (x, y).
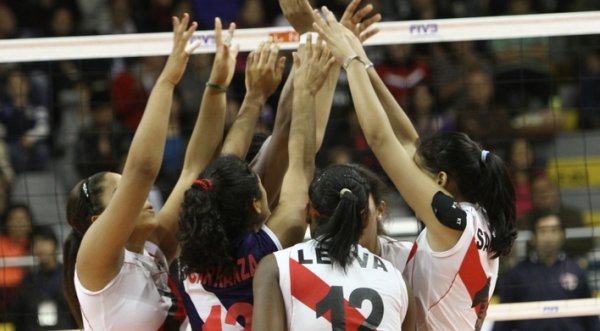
top-left (0, 0), bottom-right (600, 329)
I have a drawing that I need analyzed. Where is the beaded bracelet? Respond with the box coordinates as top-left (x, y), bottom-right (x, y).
top-left (206, 82), bottom-right (227, 93)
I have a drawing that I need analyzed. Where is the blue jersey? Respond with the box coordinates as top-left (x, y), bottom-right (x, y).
top-left (181, 225), bottom-right (282, 330)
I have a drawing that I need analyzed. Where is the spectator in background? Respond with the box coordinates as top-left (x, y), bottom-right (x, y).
top-left (239, 0), bottom-right (268, 27)
top-left (454, 68), bottom-right (512, 152)
top-left (74, 88), bottom-right (132, 178)
top-left (430, 40), bottom-right (492, 109)
top-left (11, 226), bottom-right (77, 331)
top-left (111, 56), bottom-right (164, 131)
top-left (493, 212), bottom-right (600, 331)
top-left (489, 0), bottom-right (551, 111)
top-left (519, 175), bottom-right (593, 259)
top-left (0, 203), bottom-right (34, 321)
top-left (408, 83), bottom-right (454, 136)
top-left (0, 4), bottom-right (19, 39)
top-left (2, 69), bottom-right (50, 172)
top-left (375, 43), bottom-right (430, 109)
top-left (508, 137), bottom-right (545, 219)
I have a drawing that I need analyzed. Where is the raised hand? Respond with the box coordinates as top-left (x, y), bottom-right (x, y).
top-left (312, 7), bottom-right (361, 63)
top-left (160, 13), bottom-right (199, 86)
top-left (208, 17), bottom-right (240, 89)
top-left (340, 0), bottom-right (381, 43)
top-left (278, 0), bottom-right (315, 33)
top-left (292, 35), bottom-right (335, 94)
top-left (245, 41), bottom-right (287, 102)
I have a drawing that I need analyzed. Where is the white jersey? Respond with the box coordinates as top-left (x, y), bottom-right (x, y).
top-left (75, 241), bottom-right (184, 331)
top-left (404, 202), bottom-right (498, 331)
top-left (275, 240), bottom-right (408, 331)
top-left (379, 235), bottom-right (414, 273)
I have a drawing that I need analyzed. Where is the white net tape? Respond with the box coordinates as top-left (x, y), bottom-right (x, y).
top-left (1, 11), bottom-right (600, 63)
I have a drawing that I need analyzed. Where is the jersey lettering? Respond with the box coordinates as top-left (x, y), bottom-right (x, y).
top-left (188, 254), bottom-right (258, 288)
top-left (475, 228), bottom-right (491, 252)
top-left (298, 249), bottom-right (388, 271)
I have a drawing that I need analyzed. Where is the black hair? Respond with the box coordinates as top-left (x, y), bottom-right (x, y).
top-left (63, 171), bottom-right (109, 328)
top-left (178, 155), bottom-right (262, 278)
top-left (309, 165), bottom-right (371, 270)
top-left (32, 225), bottom-right (58, 247)
top-left (347, 163), bottom-right (389, 235)
top-left (417, 132), bottom-right (516, 258)
top-left (530, 210), bottom-right (565, 233)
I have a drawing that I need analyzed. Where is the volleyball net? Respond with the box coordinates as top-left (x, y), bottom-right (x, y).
top-left (1, 10), bottom-right (600, 329)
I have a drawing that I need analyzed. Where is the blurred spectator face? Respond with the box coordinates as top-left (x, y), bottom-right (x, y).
top-left (386, 44), bottom-right (413, 64)
top-left (585, 52), bottom-right (600, 74)
top-left (6, 70), bottom-right (30, 106)
top-left (509, 138), bottom-right (533, 171)
top-left (240, 0), bottom-right (265, 27)
top-left (326, 147), bottom-right (353, 166)
top-left (6, 207), bottom-right (32, 242)
top-left (33, 236), bottom-right (57, 269)
top-left (51, 7), bottom-right (74, 37)
top-left (413, 85), bottom-right (434, 115)
top-left (531, 177), bottom-right (559, 211)
top-left (532, 214), bottom-right (564, 259)
top-left (466, 70), bottom-right (492, 106)
top-left (112, 0), bottom-right (131, 28)
top-left (508, 0), bottom-right (531, 14)
top-left (0, 5), bottom-right (17, 38)
top-left (92, 104), bottom-right (114, 128)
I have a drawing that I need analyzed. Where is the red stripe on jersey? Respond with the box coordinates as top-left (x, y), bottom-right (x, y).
top-left (457, 238), bottom-right (490, 317)
top-left (289, 258), bottom-right (373, 331)
top-left (407, 242), bottom-right (418, 264)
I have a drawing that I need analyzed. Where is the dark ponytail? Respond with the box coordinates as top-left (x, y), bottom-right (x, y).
top-left (62, 172), bottom-right (108, 328)
top-left (309, 165), bottom-right (370, 270)
top-left (178, 155), bottom-right (261, 278)
top-left (479, 152), bottom-right (517, 258)
top-left (63, 231), bottom-right (84, 328)
top-left (417, 132), bottom-right (516, 259)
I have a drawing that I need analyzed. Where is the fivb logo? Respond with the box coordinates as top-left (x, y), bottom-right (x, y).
top-left (189, 34), bottom-right (217, 47)
top-left (409, 23), bottom-right (438, 35)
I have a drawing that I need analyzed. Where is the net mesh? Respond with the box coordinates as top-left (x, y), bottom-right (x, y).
top-left (0, 3), bottom-right (600, 330)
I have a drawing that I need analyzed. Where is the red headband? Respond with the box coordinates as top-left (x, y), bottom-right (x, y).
top-left (193, 178), bottom-right (213, 191)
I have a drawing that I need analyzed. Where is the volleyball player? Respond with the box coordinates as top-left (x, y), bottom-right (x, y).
top-left (177, 35), bottom-right (335, 330)
top-left (313, 8), bottom-right (516, 330)
top-left (252, 165), bottom-right (413, 330)
top-left (62, 14), bottom-right (238, 330)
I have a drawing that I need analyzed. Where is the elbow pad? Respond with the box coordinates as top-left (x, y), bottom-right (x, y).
top-left (431, 191), bottom-right (467, 231)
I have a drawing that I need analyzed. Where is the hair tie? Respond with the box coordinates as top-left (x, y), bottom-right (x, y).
top-left (193, 178), bottom-right (213, 191)
top-left (339, 188), bottom-right (352, 198)
top-left (481, 150), bottom-right (490, 162)
top-left (81, 180), bottom-right (91, 199)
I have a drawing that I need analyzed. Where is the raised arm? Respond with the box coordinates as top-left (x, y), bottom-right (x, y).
top-left (152, 17), bottom-right (239, 262)
top-left (340, 0), bottom-right (418, 151)
top-left (266, 35), bottom-right (335, 248)
top-left (313, 8), bottom-right (458, 249)
top-left (76, 14), bottom-right (198, 290)
top-left (253, 0), bottom-right (380, 207)
top-left (252, 255), bottom-right (286, 331)
top-left (250, 68), bottom-right (294, 208)
top-left (220, 41), bottom-right (286, 158)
